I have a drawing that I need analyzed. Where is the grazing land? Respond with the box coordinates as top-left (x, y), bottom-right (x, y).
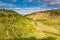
top-left (0, 9), bottom-right (60, 40)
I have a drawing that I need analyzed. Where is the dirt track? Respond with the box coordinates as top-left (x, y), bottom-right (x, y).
top-left (34, 20), bottom-right (60, 36)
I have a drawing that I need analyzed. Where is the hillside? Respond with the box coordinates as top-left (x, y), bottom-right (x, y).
top-left (25, 9), bottom-right (60, 32)
top-left (0, 9), bottom-right (47, 40)
top-left (0, 9), bottom-right (36, 39)
top-left (25, 9), bottom-right (60, 40)
top-left (0, 9), bottom-right (60, 40)
top-left (26, 9), bottom-right (60, 22)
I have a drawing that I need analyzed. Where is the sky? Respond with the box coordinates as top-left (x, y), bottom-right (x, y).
top-left (0, 0), bottom-right (60, 14)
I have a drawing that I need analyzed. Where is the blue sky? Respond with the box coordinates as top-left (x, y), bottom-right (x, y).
top-left (0, 0), bottom-right (60, 14)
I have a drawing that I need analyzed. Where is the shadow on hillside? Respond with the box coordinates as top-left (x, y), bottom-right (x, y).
top-left (11, 36), bottom-right (56, 40)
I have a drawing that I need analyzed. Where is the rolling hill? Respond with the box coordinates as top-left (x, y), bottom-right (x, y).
top-left (25, 9), bottom-right (60, 40)
top-left (0, 9), bottom-right (60, 40)
top-left (26, 9), bottom-right (60, 22)
top-left (25, 9), bottom-right (60, 32)
top-left (0, 9), bottom-right (36, 39)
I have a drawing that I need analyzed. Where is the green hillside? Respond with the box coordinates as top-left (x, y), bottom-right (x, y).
top-left (0, 9), bottom-right (35, 39)
top-left (0, 9), bottom-right (60, 40)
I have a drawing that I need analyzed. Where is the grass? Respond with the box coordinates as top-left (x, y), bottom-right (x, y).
top-left (25, 9), bottom-right (60, 40)
top-left (0, 9), bottom-right (60, 40)
top-left (37, 19), bottom-right (60, 33)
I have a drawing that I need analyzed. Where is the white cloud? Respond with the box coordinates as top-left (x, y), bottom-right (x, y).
top-left (0, 3), bottom-right (6, 6)
top-left (25, 0), bottom-right (40, 3)
top-left (5, 7), bottom-right (58, 15)
top-left (42, 0), bottom-right (60, 6)
top-left (11, 0), bottom-right (17, 2)
top-left (27, 0), bottom-right (33, 2)
top-left (6, 7), bottom-right (51, 15)
top-left (0, 2), bottom-right (15, 7)
top-left (13, 8), bottom-right (57, 15)
top-left (25, 0), bottom-right (60, 6)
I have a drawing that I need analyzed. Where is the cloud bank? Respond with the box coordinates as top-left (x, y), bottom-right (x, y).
top-left (42, 0), bottom-right (60, 6)
top-left (11, 0), bottom-right (17, 2)
top-left (26, 0), bottom-right (60, 6)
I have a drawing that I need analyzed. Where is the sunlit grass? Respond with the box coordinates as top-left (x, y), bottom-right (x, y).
top-left (0, 9), bottom-right (60, 40)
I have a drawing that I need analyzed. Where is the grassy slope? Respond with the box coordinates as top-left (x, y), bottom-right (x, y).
top-left (0, 9), bottom-right (60, 40)
top-left (26, 9), bottom-right (60, 22)
top-left (25, 9), bottom-right (60, 40)
top-left (0, 9), bottom-right (54, 40)
top-left (25, 9), bottom-right (60, 32)
top-left (0, 9), bottom-right (35, 39)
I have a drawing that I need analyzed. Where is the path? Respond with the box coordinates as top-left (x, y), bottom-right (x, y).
top-left (34, 20), bottom-right (60, 36)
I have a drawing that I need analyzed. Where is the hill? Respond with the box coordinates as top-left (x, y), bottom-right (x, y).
top-left (0, 9), bottom-right (60, 40)
top-left (0, 9), bottom-right (36, 39)
top-left (26, 9), bottom-right (60, 22)
top-left (25, 9), bottom-right (60, 31)
top-left (25, 9), bottom-right (60, 40)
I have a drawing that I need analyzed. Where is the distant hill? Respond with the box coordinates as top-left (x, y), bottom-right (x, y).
top-left (26, 9), bottom-right (60, 22)
top-left (0, 9), bottom-right (60, 40)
